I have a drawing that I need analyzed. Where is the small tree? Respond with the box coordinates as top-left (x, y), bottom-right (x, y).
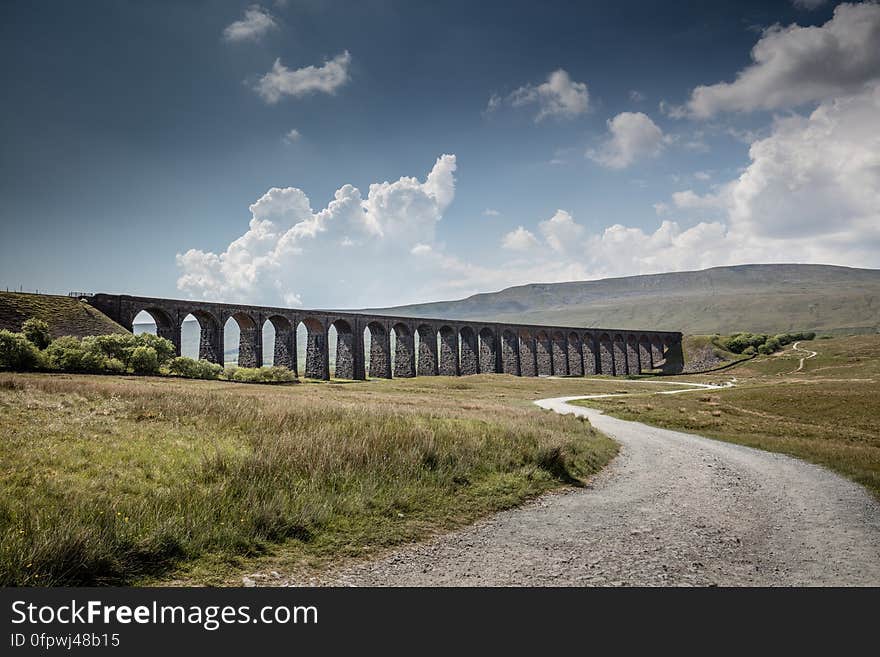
top-left (21, 318), bottom-right (52, 349)
top-left (129, 346), bottom-right (159, 374)
top-left (134, 333), bottom-right (175, 366)
top-left (0, 330), bottom-right (41, 371)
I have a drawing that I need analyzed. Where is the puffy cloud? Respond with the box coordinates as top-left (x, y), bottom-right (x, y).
top-left (587, 112), bottom-right (666, 169)
top-left (488, 69), bottom-right (589, 121)
top-left (482, 208), bottom-right (500, 217)
top-left (255, 51), bottom-right (351, 104)
top-left (223, 5), bottom-right (277, 43)
top-left (681, 3), bottom-right (880, 118)
top-left (671, 189), bottom-right (724, 210)
top-left (725, 83), bottom-right (880, 244)
top-left (176, 155), bottom-right (456, 306)
top-left (792, 0), bottom-right (827, 9)
top-left (283, 128), bottom-right (301, 143)
top-left (538, 210), bottom-right (585, 253)
top-left (501, 227), bottom-right (540, 251)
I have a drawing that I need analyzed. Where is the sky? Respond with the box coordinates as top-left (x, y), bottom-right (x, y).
top-left (1, 0), bottom-right (879, 309)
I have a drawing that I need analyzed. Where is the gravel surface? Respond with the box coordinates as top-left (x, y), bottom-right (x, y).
top-left (289, 397), bottom-right (880, 587)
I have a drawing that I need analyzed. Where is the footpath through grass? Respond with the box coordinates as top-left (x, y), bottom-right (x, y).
top-left (0, 373), bottom-right (622, 586)
top-left (573, 335), bottom-right (880, 498)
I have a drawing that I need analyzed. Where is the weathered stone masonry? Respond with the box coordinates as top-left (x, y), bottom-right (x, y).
top-left (85, 293), bottom-right (680, 381)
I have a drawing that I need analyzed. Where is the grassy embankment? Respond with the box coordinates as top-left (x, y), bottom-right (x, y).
top-left (573, 335), bottom-right (880, 497)
top-left (0, 292), bottom-right (126, 338)
top-left (0, 373), bottom-right (636, 586)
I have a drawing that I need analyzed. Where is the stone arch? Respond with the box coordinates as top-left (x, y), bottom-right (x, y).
top-left (186, 309), bottom-right (221, 364)
top-left (639, 335), bottom-right (653, 371)
top-left (567, 331), bottom-right (583, 376)
top-left (478, 327), bottom-right (498, 374)
top-left (393, 322), bottom-right (415, 378)
top-left (598, 333), bottom-right (614, 375)
top-left (331, 318), bottom-right (357, 379)
top-left (501, 329), bottom-right (520, 375)
top-left (535, 330), bottom-right (552, 376)
top-left (651, 336), bottom-right (665, 365)
top-left (263, 314), bottom-right (295, 371)
top-left (551, 330), bottom-right (568, 375)
top-left (518, 329), bottom-right (537, 377)
top-left (626, 334), bottom-right (641, 375)
top-left (366, 321), bottom-right (391, 379)
top-left (299, 316), bottom-right (328, 380)
top-left (582, 333), bottom-right (598, 375)
top-left (132, 306), bottom-right (180, 355)
top-left (612, 333), bottom-right (627, 376)
top-left (438, 325), bottom-right (459, 376)
top-left (459, 326), bottom-right (478, 375)
top-left (225, 311), bottom-right (261, 368)
top-left (416, 324), bottom-right (438, 376)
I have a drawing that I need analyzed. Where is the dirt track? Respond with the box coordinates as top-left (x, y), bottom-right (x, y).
top-left (301, 396), bottom-right (880, 586)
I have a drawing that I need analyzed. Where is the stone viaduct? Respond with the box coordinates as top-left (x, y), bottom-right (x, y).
top-left (85, 293), bottom-right (682, 380)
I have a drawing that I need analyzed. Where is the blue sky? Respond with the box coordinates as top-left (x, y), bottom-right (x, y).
top-left (2, 0), bottom-right (878, 308)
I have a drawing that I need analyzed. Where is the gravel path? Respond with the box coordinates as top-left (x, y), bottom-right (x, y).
top-left (299, 395), bottom-right (880, 587)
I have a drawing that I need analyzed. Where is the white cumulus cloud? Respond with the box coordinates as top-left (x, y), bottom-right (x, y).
top-left (501, 226), bottom-right (540, 251)
top-left (489, 69), bottom-right (590, 121)
top-left (176, 155), bottom-right (457, 307)
top-left (223, 5), bottom-right (277, 43)
top-left (588, 112), bottom-right (667, 169)
top-left (255, 51), bottom-right (351, 104)
top-left (681, 2), bottom-right (880, 118)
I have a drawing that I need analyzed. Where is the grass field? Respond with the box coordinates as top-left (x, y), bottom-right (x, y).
top-left (0, 372), bottom-right (631, 586)
top-left (573, 335), bottom-right (880, 497)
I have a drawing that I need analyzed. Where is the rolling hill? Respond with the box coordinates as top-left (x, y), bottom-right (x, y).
top-left (371, 264), bottom-right (880, 335)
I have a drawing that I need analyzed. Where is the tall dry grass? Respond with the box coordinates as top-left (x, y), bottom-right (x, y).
top-left (0, 374), bottom-right (616, 585)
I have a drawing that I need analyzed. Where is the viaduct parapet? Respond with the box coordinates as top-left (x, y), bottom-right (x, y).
top-left (84, 293), bottom-right (682, 380)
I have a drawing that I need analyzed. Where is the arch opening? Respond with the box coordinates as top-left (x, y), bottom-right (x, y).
top-left (132, 308), bottom-right (179, 355)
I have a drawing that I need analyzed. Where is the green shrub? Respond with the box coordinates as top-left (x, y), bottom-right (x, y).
top-left (229, 366), bottom-right (296, 384)
top-left (87, 334), bottom-right (135, 362)
top-left (0, 330), bottom-right (42, 371)
top-left (129, 346), bottom-right (159, 374)
top-left (168, 356), bottom-right (222, 380)
top-left (21, 318), bottom-right (52, 349)
top-left (45, 336), bottom-right (109, 373)
top-left (134, 333), bottom-right (175, 365)
top-left (743, 346), bottom-right (756, 355)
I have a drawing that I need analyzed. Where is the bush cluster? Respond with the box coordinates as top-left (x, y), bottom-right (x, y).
top-left (167, 356), bottom-right (223, 380)
top-left (720, 331), bottom-right (816, 356)
top-left (226, 365), bottom-right (296, 383)
top-left (0, 317), bottom-right (297, 384)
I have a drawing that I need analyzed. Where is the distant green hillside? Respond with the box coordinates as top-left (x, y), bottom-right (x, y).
top-left (0, 292), bottom-right (127, 338)
top-left (371, 264), bottom-right (880, 335)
